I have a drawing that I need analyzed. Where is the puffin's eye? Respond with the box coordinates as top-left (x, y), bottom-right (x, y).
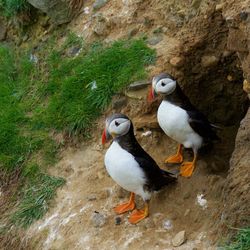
top-left (115, 121), bottom-right (120, 127)
top-left (161, 82), bottom-right (166, 87)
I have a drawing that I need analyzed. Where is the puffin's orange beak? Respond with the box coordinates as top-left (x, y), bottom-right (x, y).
top-left (148, 87), bottom-right (155, 102)
top-left (102, 129), bottom-right (107, 145)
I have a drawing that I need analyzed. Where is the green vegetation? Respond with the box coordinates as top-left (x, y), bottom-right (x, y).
top-left (0, 44), bottom-right (64, 229)
top-left (223, 228), bottom-right (250, 250)
top-left (43, 38), bottom-right (155, 134)
top-left (11, 169), bottom-right (65, 228)
top-left (0, 0), bottom-right (29, 16)
top-left (0, 32), bottom-right (155, 230)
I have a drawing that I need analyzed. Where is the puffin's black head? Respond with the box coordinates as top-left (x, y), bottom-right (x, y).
top-left (148, 73), bottom-right (177, 101)
top-left (102, 113), bottom-right (132, 144)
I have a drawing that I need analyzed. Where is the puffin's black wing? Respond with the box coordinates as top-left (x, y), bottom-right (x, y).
top-left (116, 129), bottom-right (176, 191)
top-left (187, 110), bottom-right (219, 141)
top-left (134, 155), bottom-right (176, 191)
top-left (167, 83), bottom-right (219, 141)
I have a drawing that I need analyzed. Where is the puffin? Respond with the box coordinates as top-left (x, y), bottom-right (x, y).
top-left (102, 113), bottom-right (176, 224)
top-left (148, 73), bottom-right (219, 177)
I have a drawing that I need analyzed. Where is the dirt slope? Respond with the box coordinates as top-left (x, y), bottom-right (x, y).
top-left (13, 0), bottom-right (249, 249)
top-left (26, 97), bottom-right (226, 249)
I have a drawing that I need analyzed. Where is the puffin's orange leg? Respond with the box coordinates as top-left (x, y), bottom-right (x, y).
top-left (165, 144), bottom-right (183, 164)
top-left (128, 201), bottom-right (149, 224)
top-left (180, 153), bottom-right (197, 177)
top-left (114, 192), bottom-right (135, 214)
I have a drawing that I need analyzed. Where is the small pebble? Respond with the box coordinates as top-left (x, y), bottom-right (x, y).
top-left (147, 35), bottom-right (163, 45)
top-left (215, 3), bottom-right (224, 11)
top-left (184, 209), bottom-right (190, 217)
top-left (86, 194), bottom-right (97, 201)
top-left (22, 34), bottom-right (29, 42)
top-left (243, 79), bottom-right (250, 93)
top-left (29, 54), bottom-right (38, 64)
top-left (172, 230), bottom-right (186, 247)
top-left (115, 216), bottom-right (122, 225)
top-left (222, 50), bottom-right (232, 58)
top-left (83, 7), bottom-right (90, 14)
top-left (227, 75), bottom-right (234, 81)
top-left (68, 47), bottom-right (81, 57)
top-left (196, 194), bottom-right (208, 209)
top-left (141, 131), bottom-right (152, 137)
top-left (162, 219), bottom-right (173, 230)
top-left (240, 11), bottom-right (248, 21)
top-left (93, 0), bottom-right (108, 10)
top-left (183, 192), bottom-right (191, 199)
top-left (91, 211), bottom-right (106, 227)
top-left (201, 55), bottom-right (219, 68)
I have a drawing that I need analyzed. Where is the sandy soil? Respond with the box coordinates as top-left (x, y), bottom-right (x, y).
top-left (14, 0), bottom-right (249, 249)
top-left (25, 96), bottom-right (227, 249)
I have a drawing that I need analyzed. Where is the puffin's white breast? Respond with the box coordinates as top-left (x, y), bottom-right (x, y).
top-left (157, 100), bottom-right (203, 151)
top-left (104, 141), bottom-right (151, 200)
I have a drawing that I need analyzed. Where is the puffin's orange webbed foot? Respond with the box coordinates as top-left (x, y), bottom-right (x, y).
top-left (128, 202), bottom-right (149, 224)
top-left (180, 162), bottom-right (195, 177)
top-left (113, 193), bottom-right (135, 214)
top-left (114, 202), bottom-right (135, 214)
top-left (165, 144), bottom-right (183, 164)
top-left (165, 154), bottom-right (183, 164)
top-left (180, 154), bottom-right (197, 177)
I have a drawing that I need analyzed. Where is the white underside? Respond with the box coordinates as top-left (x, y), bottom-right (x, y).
top-left (157, 100), bottom-right (203, 153)
top-left (104, 141), bottom-right (151, 201)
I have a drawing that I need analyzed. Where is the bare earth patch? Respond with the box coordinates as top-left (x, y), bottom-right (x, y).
top-left (26, 103), bottom-right (226, 249)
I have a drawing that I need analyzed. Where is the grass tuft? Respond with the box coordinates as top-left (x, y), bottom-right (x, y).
top-left (11, 170), bottom-right (65, 228)
top-left (0, 45), bottom-right (30, 173)
top-left (0, 0), bottom-right (29, 16)
top-left (42, 39), bottom-right (155, 134)
top-left (222, 228), bottom-right (250, 250)
top-left (0, 44), bottom-right (63, 229)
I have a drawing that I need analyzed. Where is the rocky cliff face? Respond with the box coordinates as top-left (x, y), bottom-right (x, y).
top-left (27, 0), bottom-right (249, 238)
top-left (220, 0), bottom-right (250, 232)
top-left (1, 0), bottom-right (249, 248)
top-left (27, 0), bottom-right (83, 24)
top-left (222, 108), bottom-right (250, 230)
top-left (223, 0), bottom-right (250, 85)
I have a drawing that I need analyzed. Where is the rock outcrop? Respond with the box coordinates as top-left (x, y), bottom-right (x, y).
top-left (223, 2), bottom-right (250, 83)
top-left (220, 1), bottom-right (250, 231)
top-left (27, 0), bottom-right (83, 24)
top-left (222, 107), bottom-right (250, 229)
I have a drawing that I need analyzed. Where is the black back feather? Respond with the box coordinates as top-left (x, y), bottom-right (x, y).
top-left (115, 123), bottom-right (176, 191)
top-left (165, 83), bottom-right (219, 142)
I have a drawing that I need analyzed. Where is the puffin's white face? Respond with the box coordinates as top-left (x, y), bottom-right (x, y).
top-left (102, 114), bottom-right (132, 144)
top-left (154, 77), bottom-right (177, 95)
top-left (108, 117), bottom-right (131, 137)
